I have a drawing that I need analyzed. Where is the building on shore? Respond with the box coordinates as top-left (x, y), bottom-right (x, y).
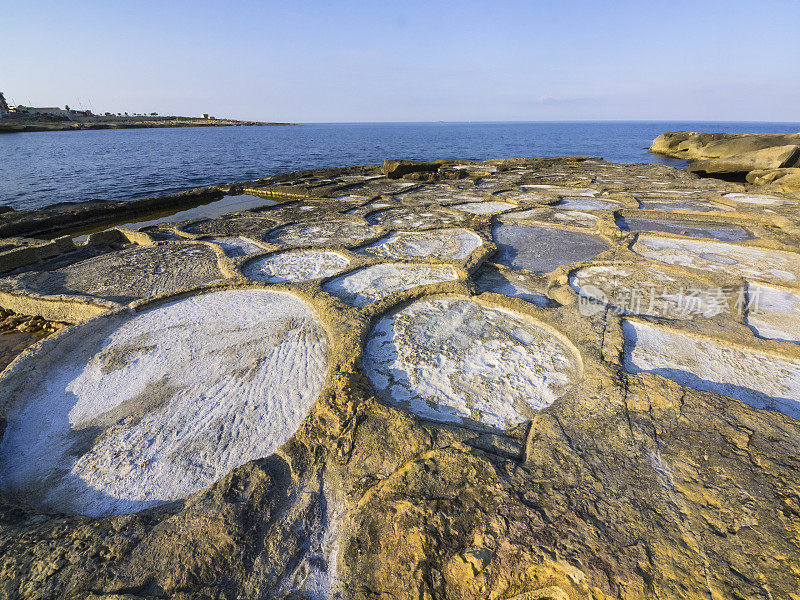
top-left (10, 106), bottom-right (78, 120)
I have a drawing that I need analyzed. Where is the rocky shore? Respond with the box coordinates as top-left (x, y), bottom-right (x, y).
top-left (1, 147), bottom-right (799, 599)
top-left (0, 116), bottom-right (290, 134)
top-left (651, 130), bottom-right (800, 191)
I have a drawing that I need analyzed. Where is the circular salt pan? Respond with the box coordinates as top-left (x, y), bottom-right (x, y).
top-left (367, 207), bottom-right (465, 229)
top-left (363, 297), bottom-right (581, 429)
top-left (451, 201), bottom-right (516, 214)
top-left (244, 250), bottom-right (350, 283)
top-left (358, 229), bottom-right (483, 261)
top-left (266, 219), bottom-right (380, 247)
top-left (0, 289), bottom-right (329, 516)
top-left (323, 263), bottom-right (459, 307)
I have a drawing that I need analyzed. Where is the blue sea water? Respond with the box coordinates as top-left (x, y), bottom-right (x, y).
top-left (1, 121), bottom-right (798, 211)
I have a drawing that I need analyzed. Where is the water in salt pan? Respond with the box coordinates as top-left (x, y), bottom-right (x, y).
top-left (363, 297), bottom-right (581, 429)
top-left (244, 250), bottom-right (350, 283)
top-left (616, 216), bottom-right (753, 241)
top-left (623, 319), bottom-right (800, 419)
top-left (746, 282), bottom-right (800, 344)
top-left (0, 289), bottom-right (329, 516)
top-left (632, 235), bottom-right (800, 283)
top-left (358, 229), bottom-right (482, 261)
top-left (492, 223), bottom-right (610, 273)
top-left (323, 263), bottom-right (458, 307)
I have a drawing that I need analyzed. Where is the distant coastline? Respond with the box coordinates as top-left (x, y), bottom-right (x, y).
top-left (0, 116), bottom-right (292, 133)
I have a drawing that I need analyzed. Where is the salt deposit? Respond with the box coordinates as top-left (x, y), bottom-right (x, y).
top-left (363, 297), bottom-right (581, 429)
top-left (632, 235), bottom-right (800, 283)
top-left (267, 219), bottom-right (380, 247)
top-left (204, 236), bottom-right (269, 257)
top-left (623, 319), bottom-right (800, 419)
top-left (0, 289), bottom-right (329, 516)
top-left (244, 250), bottom-right (350, 283)
top-left (450, 201), bottom-right (516, 214)
top-left (358, 229), bottom-right (483, 261)
top-left (746, 282), bottom-right (800, 344)
top-left (323, 263), bottom-right (458, 307)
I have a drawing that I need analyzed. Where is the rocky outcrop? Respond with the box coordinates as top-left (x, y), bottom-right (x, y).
top-left (687, 144), bottom-right (800, 174)
top-left (747, 167), bottom-right (800, 191)
top-left (381, 159), bottom-right (440, 179)
top-left (650, 131), bottom-right (800, 161)
top-left (651, 131), bottom-right (800, 190)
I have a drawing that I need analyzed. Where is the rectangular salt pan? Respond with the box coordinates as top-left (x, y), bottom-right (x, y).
top-left (623, 319), bottom-right (800, 419)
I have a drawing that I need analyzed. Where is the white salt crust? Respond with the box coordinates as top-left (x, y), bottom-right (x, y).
top-left (451, 201), bottom-right (516, 214)
top-left (556, 198), bottom-right (621, 210)
top-left (623, 319), bottom-right (800, 419)
top-left (323, 263), bottom-right (459, 307)
top-left (358, 229), bottom-right (483, 261)
top-left (723, 193), bottom-right (795, 206)
top-left (267, 220), bottom-right (380, 247)
top-left (570, 265), bottom-right (723, 318)
top-left (632, 235), bottom-right (800, 283)
top-left (244, 250), bottom-right (350, 283)
top-left (746, 282), bottom-right (800, 344)
top-left (0, 289), bottom-right (329, 516)
top-left (363, 297), bottom-right (581, 429)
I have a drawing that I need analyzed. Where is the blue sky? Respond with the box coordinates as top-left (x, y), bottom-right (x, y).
top-left (4, 0), bottom-right (799, 122)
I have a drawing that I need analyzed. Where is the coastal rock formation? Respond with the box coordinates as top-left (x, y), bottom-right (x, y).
top-left (1, 155), bottom-right (800, 599)
top-left (381, 159), bottom-right (440, 179)
top-left (651, 131), bottom-right (800, 190)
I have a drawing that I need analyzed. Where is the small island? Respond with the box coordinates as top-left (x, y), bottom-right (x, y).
top-left (0, 91), bottom-right (289, 133)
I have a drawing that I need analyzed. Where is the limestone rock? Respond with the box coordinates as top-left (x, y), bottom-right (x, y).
top-left (381, 159), bottom-right (440, 179)
top-left (650, 130), bottom-right (800, 160)
top-left (688, 144), bottom-right (800, 174)
top-left (747, 167), bottom-right (800, 191)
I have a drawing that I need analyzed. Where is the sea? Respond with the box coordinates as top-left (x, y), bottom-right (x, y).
top-left (2, 121), bottom-right (799, 211)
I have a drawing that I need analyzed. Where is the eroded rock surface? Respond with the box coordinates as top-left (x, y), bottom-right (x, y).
top-left (0, 243), bottom-right (223, 304)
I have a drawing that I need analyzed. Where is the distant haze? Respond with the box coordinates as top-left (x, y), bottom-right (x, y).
top-left (5, 0), bottom-right (799, 122)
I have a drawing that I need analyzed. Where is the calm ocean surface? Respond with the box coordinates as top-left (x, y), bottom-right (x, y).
top-left (2, 121), bottom-right (799, 211)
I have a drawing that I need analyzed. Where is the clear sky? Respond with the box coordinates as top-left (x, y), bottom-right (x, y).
top-left (4, 0), bottom-right (799, 122)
